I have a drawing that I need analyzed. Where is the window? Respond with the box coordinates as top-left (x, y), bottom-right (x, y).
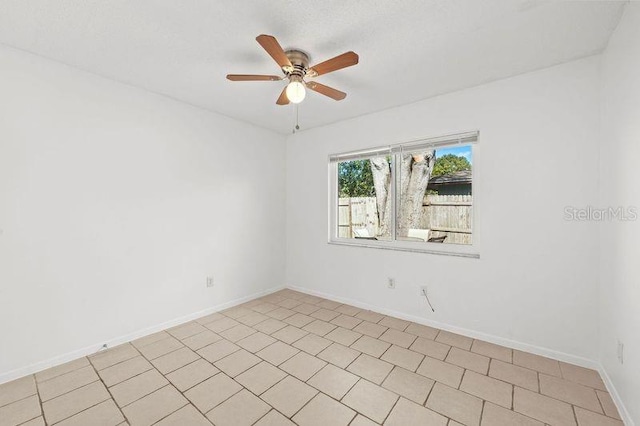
top-left (329, 131), bottom-right (478, 257)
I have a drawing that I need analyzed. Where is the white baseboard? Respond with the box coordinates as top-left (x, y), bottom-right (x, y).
top-left (598, 365), bottom-right (635, 426)
top-left (0, 285), bottom-right (285, 385)
top-left (286, 284), bottom-right (599, 369)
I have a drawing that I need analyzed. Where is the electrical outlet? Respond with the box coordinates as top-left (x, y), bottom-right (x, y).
top-left (617, 340), bottom-right (624, 364)
top-left (387, 278), bottom-right (396, 289)
top-left (206, 277), bottom-right (214, 288)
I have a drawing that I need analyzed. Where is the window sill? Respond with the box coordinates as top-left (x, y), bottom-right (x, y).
top-left (328, 239), bottom-right (480, 259)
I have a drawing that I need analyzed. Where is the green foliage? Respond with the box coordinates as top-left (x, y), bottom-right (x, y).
top-left (338, 160), bottom-right (375, 197)
top-left (432, 154), bottom-right (471, 177)
top-left (338, 154), bottom-right (470, 198)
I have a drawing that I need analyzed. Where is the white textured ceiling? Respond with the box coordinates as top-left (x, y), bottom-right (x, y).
top-left (0, 0), bottom-right (626, 134)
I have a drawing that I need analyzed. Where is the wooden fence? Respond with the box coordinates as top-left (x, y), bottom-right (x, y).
top-left (420, 194), bottom-right (472, 245)
top-left (338, 195), bottom-right (472, 244)
top-left (338, 197), bottom-right (379, 238)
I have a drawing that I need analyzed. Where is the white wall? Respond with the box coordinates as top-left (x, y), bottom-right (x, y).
top-left (599, 3), bottom-right (640, 424)
top-left (286, 56), bottom-right (601, 363)
top-left (0, 45), bottom-right (286, 380)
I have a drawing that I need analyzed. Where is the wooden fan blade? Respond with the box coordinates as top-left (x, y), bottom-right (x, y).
top-left (226, 74), bottom-right (282, 81)
top-left (276, 87), bottom-right (290, 105)
top-left (309, 51), bottom-right (359, 76)
top-left (256, 34), bottom-right (292, 69)
top-left (306, 81), bottom-right (347, 101)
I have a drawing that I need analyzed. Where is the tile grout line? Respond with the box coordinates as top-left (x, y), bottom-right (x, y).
top-left (105, 367), bottom-right (154, 391)
top-left (0, 391), bottom-right (39, 410)
top-left (247, 376), bottom-right (298, 422)
top-left (510, 384), bottom-right (590, 426)
top-left (139, 340), bottom-right (188, 363)
top-left (277, 386), bottom-right (320, 422)
top-left (23, 374), bottom-right (44, 426)
top-left (104, 347), bottom-right (173, 409)
top-left (87, 352), bottom-right (132, 425)
top-left (343, 376), bottom-right (395, 425)
top-left (248, 408), bottom-right (274, 426)
top-left (43, 380), bottom-right (112, 425)
top-left (90, 354), bottom-right (143, 377)
top-left (479, 399), bottom-right (486, 425)
top-left (160, 356), bottom-right (202, 378)
top-left (594, 386), bottom-right (607, 416)
top-left (570, 400), bottom-right (617, 417)
top-left (180, 329), bottom-right (215, 344)
top-left (202, 370), bottom-right (279, 422)
top-left (379, 391), bottom-right (401, 425)
top-left (33, 358), bottom-right (113, 401)
top-left (133, 384), bottom-right (188, 425)
top-left (423, 378), bottom-right (436, 406)
top-left (571, 403), bottom-right (579, 425)
top-left (95, 340), bottom-right (196, 422)
top-left (460, 368), bottom-right (469, 391)
top-left (31, 364), bottom-right (90, 386)
top-left (165, 361), bottom-right (214, 394)
top-left (37, 377), bottom-right (102, 409)
top-left (15, 414), bottom-right (44, 426)
top-left (176, 370), bottom-right (239, 424)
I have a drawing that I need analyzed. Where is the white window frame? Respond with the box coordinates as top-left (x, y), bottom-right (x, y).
top-left (328, 131), bottom-right (480, 258)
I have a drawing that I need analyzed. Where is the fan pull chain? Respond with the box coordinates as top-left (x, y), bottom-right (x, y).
top-left (293, 104), bottom-right (300, 134)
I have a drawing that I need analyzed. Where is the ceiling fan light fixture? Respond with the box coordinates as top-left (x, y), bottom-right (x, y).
top-left (286, 77), bottom-right (306, 104)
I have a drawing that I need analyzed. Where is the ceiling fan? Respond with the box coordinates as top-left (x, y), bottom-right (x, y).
top-left (226, 34), bottom-right (359, 105)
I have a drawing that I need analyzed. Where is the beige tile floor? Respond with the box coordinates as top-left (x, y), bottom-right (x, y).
top-left (0, 289), bottom-right (625, 426)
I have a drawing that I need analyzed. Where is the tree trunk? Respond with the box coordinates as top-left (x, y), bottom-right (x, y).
top-left (397, 151), bottom-right (435, 236)
top-left (370, 157), bottom-right (392, 237)
top-left (369, 150), bottom-right (435, 238)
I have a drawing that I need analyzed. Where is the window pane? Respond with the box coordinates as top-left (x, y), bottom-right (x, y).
top-left (338, 157), bottom-right (392, 240)
top-left (396, 145), bottom-right (472, 245)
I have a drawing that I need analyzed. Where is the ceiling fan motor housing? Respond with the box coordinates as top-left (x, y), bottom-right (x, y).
top-left (284, 50), bottom-right (311, 79)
